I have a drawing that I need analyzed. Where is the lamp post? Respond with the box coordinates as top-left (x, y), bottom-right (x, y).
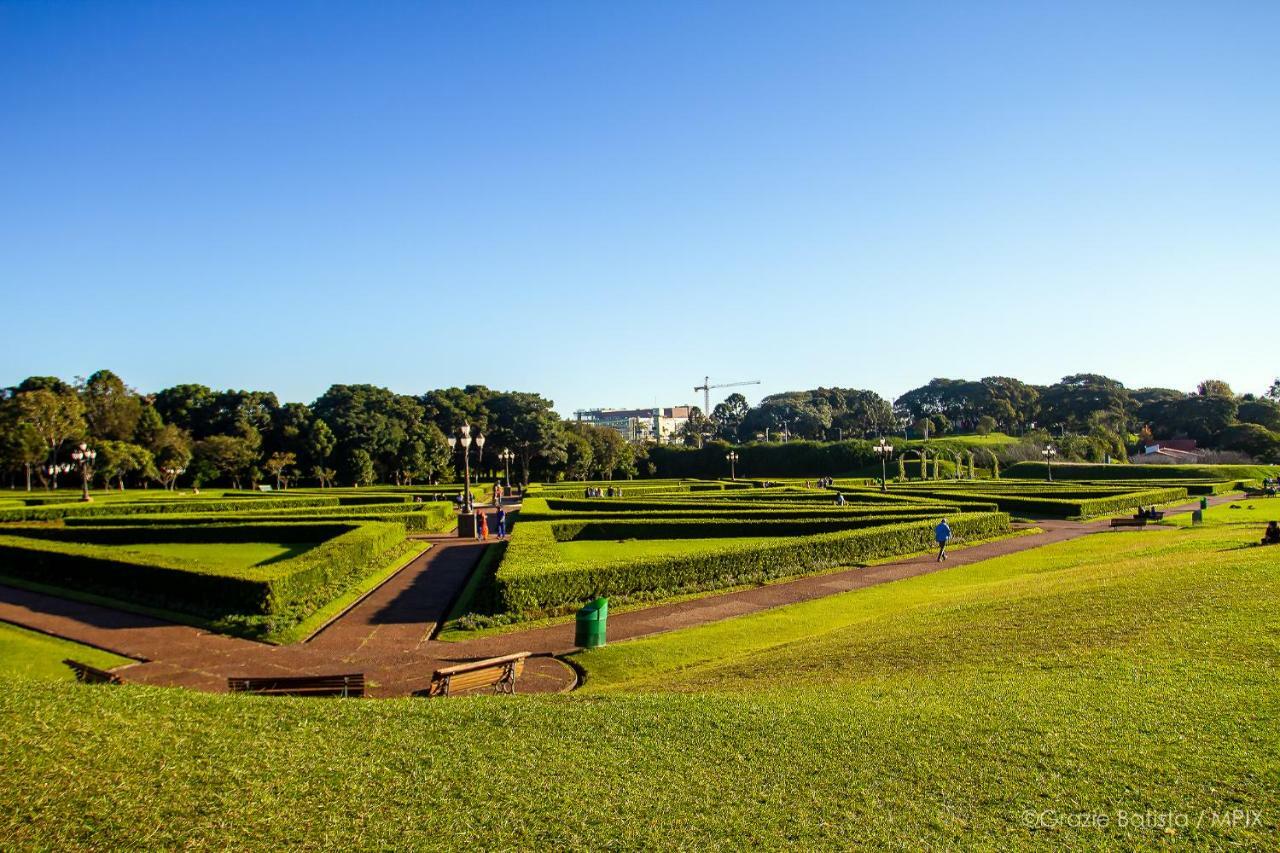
top-left (498, 449), bottom-right (514, 492)
top-left (1042, 445), bottom-right (1056, 482)
top-left (163, 466), bottom-right (185, 491)
top-left (71, 443), bottom-right (97, 502)
top-left (46, 462), bottom-right (71, 489)
top-left (873, 438), bottom-right (893, 493)
top-left (725, 451), bottom-right (739, 480)
top-left (447, 425), bottom-right (483, 535)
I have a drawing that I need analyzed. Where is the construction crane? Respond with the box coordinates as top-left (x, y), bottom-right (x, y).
top-left (693, 376), bottom-right (761, 416)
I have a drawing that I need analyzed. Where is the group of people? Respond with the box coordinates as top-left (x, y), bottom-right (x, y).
top-left (472, 505), bottom-right (507, 541)
top-left (585, 486), bottom-right (625, 498)
top-left (804, 477), bottom-right (837, 489)
top-left (1135, 506), bottom-right (1163, 520)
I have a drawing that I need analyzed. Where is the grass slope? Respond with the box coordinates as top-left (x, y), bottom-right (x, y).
top-left (2, 526), bottom-right (1275, 847)
top-left (112, 541), bottom-right (317, 570)
top-left (0, 621), bottom-right (132, 680)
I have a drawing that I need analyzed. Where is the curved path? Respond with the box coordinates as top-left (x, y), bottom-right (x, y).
top-left (0, 495), bottom-right (1234, 697)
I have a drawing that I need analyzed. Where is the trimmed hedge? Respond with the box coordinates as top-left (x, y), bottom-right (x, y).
top-left (0, 520), bottom-right (408, 639)
top-left (58, 501), bottom-right (457, 533)
top-left (878, 487), bottom-right (1189, 518)
top-left (0, 496), bottom-right (338, 523)
top-left (548, 513), bottom-right (946, 541)
top-left (1004, 462), bottom-right (1279, 481)
top-left (493, 512), bottom-right (1010, 617)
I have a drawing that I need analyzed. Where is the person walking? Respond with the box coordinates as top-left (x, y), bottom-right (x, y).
top-left (478, 511), bottom-right (489, 541)
top-left (496, 506), bottom-right (507, 539)
top-left (935, 518), bottom-right (953, 562)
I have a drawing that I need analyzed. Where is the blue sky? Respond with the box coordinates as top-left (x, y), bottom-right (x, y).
top-left (2, 1), bottom-right (1277, 414)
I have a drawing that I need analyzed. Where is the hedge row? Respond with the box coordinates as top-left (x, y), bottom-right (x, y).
top-left (0, 495), bottom-right (339, 523)
top-left (0, 520), bottom-right (408, 638)
top-left (547, 513), bottom-right (949, 541)
top-left (884, 487), bottom-right (1189, 518)
top-left (493, 512), bottom-right (1011, 616)
top-left (1003, 462), bottom-right (1279, 481)
top-left (59, 501), bottom-right (457, 533)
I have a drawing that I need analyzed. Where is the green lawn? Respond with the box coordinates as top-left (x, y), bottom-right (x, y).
top-left (1172, 500), bottom-right (1280, 528)
top-left (0, 621), bottom-right (132, 681)
top-left (115, 540), bottom-right (317, 570)
top-left (556, 535), bottom-right (786, 563)
top-left (2, 524), bottom-right (1275, 847)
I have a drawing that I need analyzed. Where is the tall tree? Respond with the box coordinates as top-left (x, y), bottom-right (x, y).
top-left (78, 370), bottom-right (143, 441)
top-left (16, 388), bottom-right (85, 482)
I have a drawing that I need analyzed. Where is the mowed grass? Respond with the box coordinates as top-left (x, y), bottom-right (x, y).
top-left (556, 535), bottom-right (784, 563)
top-left (115, 540), bottom-right (317, 570)
top-left (2, 525), bottom-right (1276, 848)
top-left (0, 621), bottom-right (132, 680)
top-left (1172, 500), bottom-right (1280, 528)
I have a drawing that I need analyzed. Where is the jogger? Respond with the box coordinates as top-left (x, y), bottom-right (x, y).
top-left (935, 518), bottom-right (952, 562)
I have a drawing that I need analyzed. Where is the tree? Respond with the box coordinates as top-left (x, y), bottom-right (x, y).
top-left (150, 424), bottom-right (193, 489)
top-left (1196, 379), bottom-right (1235, 398)
top-left (312, 384), bottom-right (425, 483)
top-left (95, 440), bottom-right (155, 490)
top-left (1218, 423), bottom-right (1280, 462)
top-left (562, 430), bottom-right (595, 481)
top-left (485, 392), bottom-right (565, 484)
top-left (311, 466), bottom-right (337, 488)
top-left (78, 370), bottom-right (143, 441)
top-left (263, 451), bottom-right (297, 489)
top-left (16, 388), bottom-right (85, 485)
top-left (1268, 379), bottom-right (1280, 401)
top-left (133, 405), bottom-right (165, 448)
top-left (194, 434), bottom-right (258, 489)
top-left (976, 415), bottom-right (998, 435)
top-left (676, 407), bottom-right (713, 447)
top-left (152, 384), bottom-right (216, 435)
top-left (710, 393), bottom-right (750, 441)
top-left (346, 449), bottom-right (376, 486)
top-left (305, 418), bottom-right (336, 476)
top-left (0, 400), bottom-right (46, 490)
top-left (1037, 374), bottom-right (1133, 434)
top-left (1237, 398), bottom-right (1280, 432)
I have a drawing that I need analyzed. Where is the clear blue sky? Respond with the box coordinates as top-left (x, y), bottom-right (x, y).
top-left (3, 2), bottom-right (1277, 414)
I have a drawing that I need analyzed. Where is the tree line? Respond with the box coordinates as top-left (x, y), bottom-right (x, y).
top-left (0, 373), bottom-right (567, 490)
top-left (683, 375), bottom-right (1280, 463)
top-left (2, 371), bottom-right (1277, 490)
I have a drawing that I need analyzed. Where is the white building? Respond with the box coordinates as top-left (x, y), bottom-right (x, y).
top-left (574, 406), bottom-right (693, 443)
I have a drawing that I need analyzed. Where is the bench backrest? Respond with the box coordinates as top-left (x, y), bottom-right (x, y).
top-left (63, 659), bottom-right (123, 684)
top-left (430, 652), bottom-right (530, 697)
top-left (228, 673), bottom-right (365, 697)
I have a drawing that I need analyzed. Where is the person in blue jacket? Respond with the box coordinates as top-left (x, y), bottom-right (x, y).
top-left (935, 518), bottom-right (953, 562)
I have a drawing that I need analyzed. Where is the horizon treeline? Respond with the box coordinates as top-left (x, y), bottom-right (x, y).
top-left (1, 371), bottom-right (1277, 490)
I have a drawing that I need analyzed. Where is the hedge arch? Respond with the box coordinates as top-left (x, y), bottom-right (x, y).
top-left (900, 449), bottom-right (929, 481)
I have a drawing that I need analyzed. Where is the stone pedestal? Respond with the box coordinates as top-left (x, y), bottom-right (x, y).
top-left (457, 512), bottom-right (477, 538)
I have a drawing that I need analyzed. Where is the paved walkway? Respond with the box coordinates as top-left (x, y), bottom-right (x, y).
top-left (0, 494), bottom-right (1233, 697)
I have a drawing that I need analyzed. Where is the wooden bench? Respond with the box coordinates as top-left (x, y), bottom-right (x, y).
top-left (63, 659), bottom-right (124, 684)
top-left (227, 673), bottom-right (365, 698)
top-left (429, 652), bottom-right (530, 697)
top-left (1110, 518), bottom-right (1148, 528)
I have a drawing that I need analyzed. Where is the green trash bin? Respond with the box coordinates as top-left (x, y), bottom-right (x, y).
top-left (575, 598), bottom-right (608, 649)
top-left (1199, 497), bottom-right (1209, 510)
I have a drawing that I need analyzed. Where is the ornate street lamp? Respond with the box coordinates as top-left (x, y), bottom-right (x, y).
top-left (46, 462), bottom-right (72, 489)
top-left (71, 442), bottom-right (97, 502)
top-left (873, 438), bottom-right (893, 493)
top-left (163, 466), bottom-right (186, 491)
top-left (447, 424), bottom-right (484, 535)
top-left (1042, 445), bottom-right (1057, 482)
top-left (498, 449), bottom-right (515, 492)
top-left (725, 451), bottom-right (739, 480)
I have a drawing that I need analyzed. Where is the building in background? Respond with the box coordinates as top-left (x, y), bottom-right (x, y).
top-left (574, 406), bottom-right (692, 443)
